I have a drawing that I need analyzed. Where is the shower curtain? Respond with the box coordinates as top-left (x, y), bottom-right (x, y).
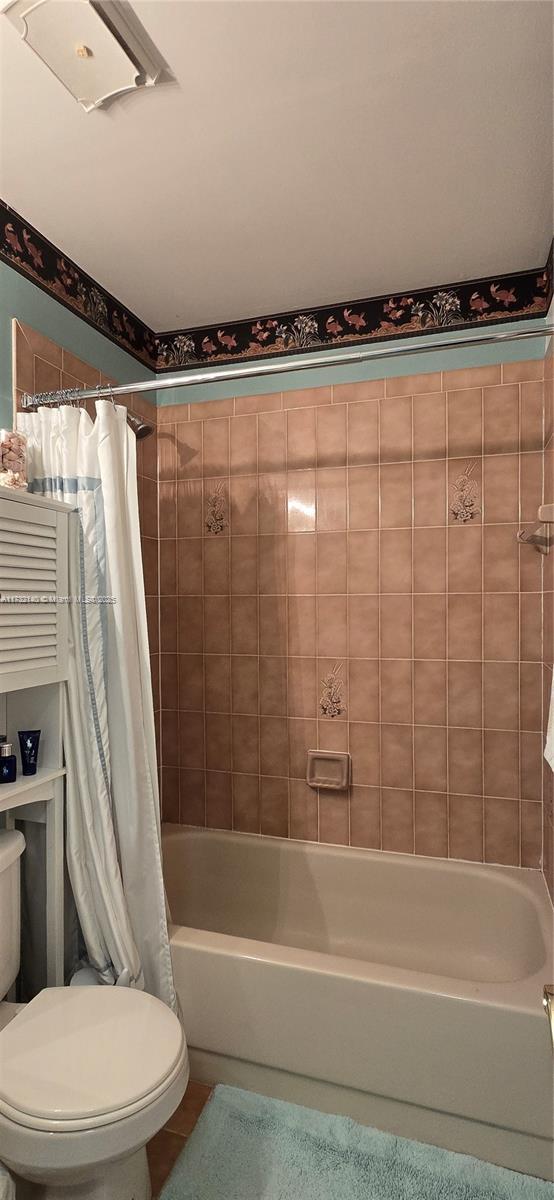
top-left (17, 401), bottom-right (177, 1012)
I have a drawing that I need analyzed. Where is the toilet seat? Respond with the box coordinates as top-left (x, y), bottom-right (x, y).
top-left (0, 986), bottom-right (185, 1133)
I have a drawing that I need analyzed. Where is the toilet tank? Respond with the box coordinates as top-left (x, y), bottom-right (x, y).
top-left (0, 830), bottom-right (25, 998)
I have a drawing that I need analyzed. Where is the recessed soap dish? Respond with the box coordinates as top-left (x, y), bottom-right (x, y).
top-left (306, 750), bottom-right (351, 791)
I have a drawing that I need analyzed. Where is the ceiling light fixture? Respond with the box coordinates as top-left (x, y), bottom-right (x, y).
top-left (1, 0), bottom-right (163, 112)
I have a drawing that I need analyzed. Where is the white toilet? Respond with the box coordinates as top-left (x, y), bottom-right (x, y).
top-left (0, 830), bottom-right (189, 1199)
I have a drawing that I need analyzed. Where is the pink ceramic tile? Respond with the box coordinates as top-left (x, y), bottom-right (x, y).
top-left (385, 371), bottom-right (441, 397)
top-left (348, 465), bottom-right (379, 530)
top-left (179, 769), bottom-right (205, 826)
top-left (347, 401), bottom-right (378, 466)
top-left (483, 385), bottom-right (519, 454)
top-left (443, 364), bottom-right (501, 390)
top-left (260, 776), bottom-right (289, 837)
top-left (447, 593), bottom-right (482, 660)
top-left (413, 528), bottom-right (446, 593)
top-left (483, 524), bottom-right (519, 592)
top-left (317, 531), bottom-right (347, 594)
top-left (259, 595), bottom-right (287, 655)
top-left (483, 593), bottom-right (519, 661)
top-left (319, 793), bottom-right (349, 845)
top-left (287, 533), bottom-right (316, 594)
top-left (317, 595), bottom-right (347, 657)
top-left (287, 407), bottom-right (316, 469)
top-left (380, 724), bottom-right (413, 789)
top-left (205, 714), bottom-right (231, 771)
top-left (259, 534), bottom-right (287, 594)
top-left (288, 657), bottom-right (317, 718)
top-left (160, 540), bottom-right (177, 595)
top-left (350, 786), bottom-right (381, 848)
top-left (380, 594), bottom-right (412, 659)
top-left (202, 418), bottom-right (229, 476)
top-left (412, 392), bottom-right (446, 460)
top-left (483, 662), bottom-right (519, 731)
top-left (413, 594), bottom-right (446, 659)
top-left (316, 405), bottom-right (347, 467)
top-left (288, 595), bottom-right (316, 657)
top-left (380, 463), bottom-right (413, 528)
top-left (349, 722), bottom-right (380, 786)
top-left (414, 726), bottom-right (447, 792)
top-left (230, 476), bottom-right (258, 535)
top-left (258, 410), bottom-right (287, 472)
top-left (380, 659), bottom-right (412, 724)
top-left (447, 389), bottom-right (482, 458)
top-left (449, 794), bottom-right (483, 861)
top-left (230, 414), bottom-right (257, 475)
top-left (484, 796), bottom-right (519, 865)
top-left (288, 471), bottom-right (317, 532)
top-left (205, 771), bottom-right (232, 830)
top-left (447, 525), bottom-right (482, 592)
top-left (230, 595), bottom-right (258, 654)
top-left (414, 792), bottom-right (448, 857)
top-left (520, 801), bottom-right (542, 868)
top-left (316, 468), bottom-right (346, 531)
top-left (231, 655), bottom-right (259, 715)
top-left (414, 660), bottom-right (447, 726)
top-left (234, 391), bottom-right (282, 415)
top-left (204, 596), bottom-right (230, 654)
top-left (348, 595), bottom-right (379, 658)
top-left (258, 472), bottom-right (287, 533)
top-left (231, 536), bottom-right (258, 595)
top-left (379, 529), bottom-right (411, 593)
top-left (413, 460), bottom-right (446, 527)
top-left (333, 380), bottom-right (384, 404)
top-left (178, 595), bottom-right (205, 652)
top-left (259, 657), bottom-right (288, 716)
top-left (177, 538), bottom-right (202, 595)
top-left (176, 421), bottom-right (202, 479)
top-left (484, 729), bottom-right (519, 798)
top-left (180, 711), bottom-right (206, 770)
top-left (519, 662), bottom-right (543, 731)
top-left (381, 789), bottom-right (414, 853)
top-left (520, 381), bottom-right (544, 452)
top-left (232, 774), bottom-right (260, 833)
top-left (204, 654), bottom-right (230, 714)
top-left (448, 727), bottom-right (482, 795)
top-left (447, 661), bottom-right (482, 728)
top-left (284, 386), bottom-right (331, 409)
top-left (379, 396), bottom-right (412, 462)
top-left (178, 653), bottom-right (204, 712)
top-left (349, 659), bottom-right (379, 722)
top-left (203, 537), bottom-right (230, 595)
top-left (231, 714), bottom-right (259, 774)
top-left (290, 779), bottom-right (318, 841)
top-left (190, 398), bottom-right (233, 421)
top-left (520, 731), bottom-right (543, 802)
top-left (260, 717), bottom-right (289, 776)
top-left (288, 718), bottom-right (317, 779)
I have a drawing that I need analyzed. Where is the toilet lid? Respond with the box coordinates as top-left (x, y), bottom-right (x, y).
top-left (0, 987), bottom-right (184, 1125)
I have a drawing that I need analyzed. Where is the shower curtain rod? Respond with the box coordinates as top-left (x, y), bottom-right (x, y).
top-left (22, 323), bottom-right (553, 407)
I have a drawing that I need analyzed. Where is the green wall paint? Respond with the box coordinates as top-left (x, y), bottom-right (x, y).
top-left (1, 260), bottom-right (550, 425)
top-left (0, 261), bottom-right (154, 427)
top-left (157, 318), bottom-right (550, 407)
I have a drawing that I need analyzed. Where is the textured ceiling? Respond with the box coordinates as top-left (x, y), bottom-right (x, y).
top-left (1, 0), bottom-right (552, 330)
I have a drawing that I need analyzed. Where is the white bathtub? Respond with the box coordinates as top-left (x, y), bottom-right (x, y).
top-left (163, 824), bottom-right (554, 1178)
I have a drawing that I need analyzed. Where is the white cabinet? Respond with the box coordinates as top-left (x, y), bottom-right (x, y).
top-left (0, 490), bottom-right (69, 693)
top-left (0, 489), bottom-right (74, 987)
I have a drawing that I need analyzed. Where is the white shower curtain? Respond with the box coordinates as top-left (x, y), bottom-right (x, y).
top-left (18, 401), bottom-right (177, 1012)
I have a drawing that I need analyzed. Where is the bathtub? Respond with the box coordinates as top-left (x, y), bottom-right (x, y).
top-left (163, 824), bottom-right (554, 1179)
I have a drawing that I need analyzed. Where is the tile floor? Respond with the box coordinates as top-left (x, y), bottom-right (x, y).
top-left (147, 1080), bottom-right (213, 1197)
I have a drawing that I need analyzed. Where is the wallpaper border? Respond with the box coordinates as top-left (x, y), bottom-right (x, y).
top-left (2, 199), bottom-right (552, 377)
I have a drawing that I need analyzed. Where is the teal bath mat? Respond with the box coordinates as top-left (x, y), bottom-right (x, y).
top-left (160, 1085), bottom-right (551, 1199)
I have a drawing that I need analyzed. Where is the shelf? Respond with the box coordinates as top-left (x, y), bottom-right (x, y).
top-left (0, 766), bottom-right (65, 814)
top-left (538, 503), bottom-right (554, 523)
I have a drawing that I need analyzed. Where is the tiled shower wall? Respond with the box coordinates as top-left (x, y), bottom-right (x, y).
top-left (157, 360), bottom-right (552, 870)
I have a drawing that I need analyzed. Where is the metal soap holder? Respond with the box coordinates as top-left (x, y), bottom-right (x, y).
top-left (517, 503), bottom-right (554, 556)
top-left (306, 750), bottom-right (351, 791)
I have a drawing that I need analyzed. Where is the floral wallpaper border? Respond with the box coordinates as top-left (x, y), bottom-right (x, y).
top-left (2, 199), bottom-right (552, 377)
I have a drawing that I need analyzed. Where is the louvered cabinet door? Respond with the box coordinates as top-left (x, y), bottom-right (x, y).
top-left (0, 497), bottom-right (69, 692)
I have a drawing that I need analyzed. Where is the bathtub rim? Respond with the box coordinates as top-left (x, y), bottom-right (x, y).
top-left (162, 823), bottom-right (553, 1016)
